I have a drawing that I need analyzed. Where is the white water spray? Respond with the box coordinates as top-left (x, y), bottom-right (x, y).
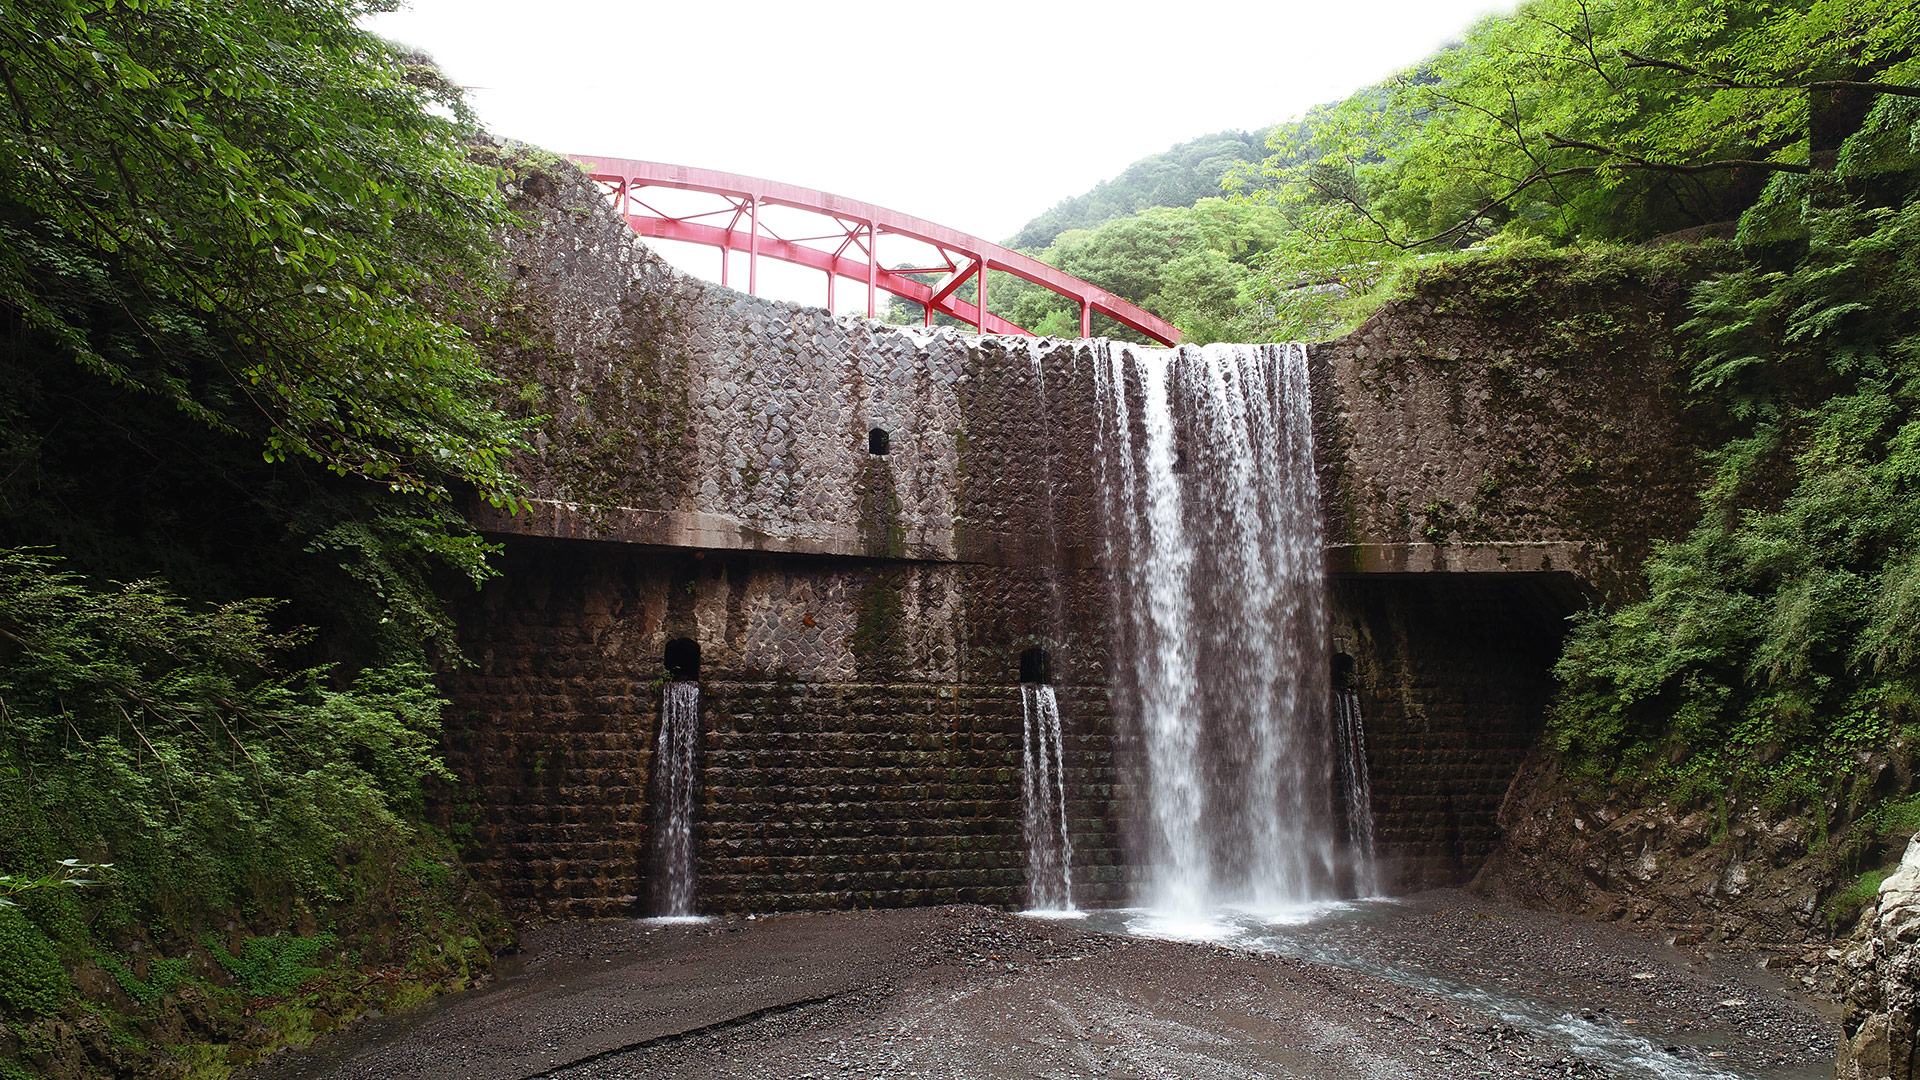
top-left (1333, 685), bottom-right (1379, 895)
top-left (1094, 342), bottom-right (1345, 916)
top-left (654, 681), bottom-right (701, 916)
top-left (1021, 683), bottom-right (1076, 911)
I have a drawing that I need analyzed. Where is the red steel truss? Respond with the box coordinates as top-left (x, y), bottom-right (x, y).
top-left (568, 155), bottom-right (1181, 345)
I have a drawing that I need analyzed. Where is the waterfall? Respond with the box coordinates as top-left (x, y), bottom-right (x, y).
top-left (1094, 342), bottom-right (1340, 916)
top-left (1333, 685), bottom-right (1380, 895)
top-left (654, 681), bottom-right (701, 916)
top-left (1020, 682), bottom-right (1076, 911)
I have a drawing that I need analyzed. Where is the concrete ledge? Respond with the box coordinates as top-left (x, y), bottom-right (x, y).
top-left (478, 503), bottom-right (1603, 583)
top-left (474, 499), bottom-right (956, 562)
top-left (1324, 541), bottom-right (1603, 576)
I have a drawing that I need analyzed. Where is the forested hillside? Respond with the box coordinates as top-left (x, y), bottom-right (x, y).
top-left (891, 128), bottom-right (1295, 343)
top-left (1004, 128), bottom-right (1275, 250)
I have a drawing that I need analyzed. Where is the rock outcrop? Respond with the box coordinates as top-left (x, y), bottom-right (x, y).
top-left (1473, 752), bottom-right (1832, 943)
top-left (1838, 835), bottom-right (1920, 1079)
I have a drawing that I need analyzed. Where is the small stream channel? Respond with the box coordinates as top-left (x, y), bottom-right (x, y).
top-left (1073, 899), bottom-right (1831, 1080)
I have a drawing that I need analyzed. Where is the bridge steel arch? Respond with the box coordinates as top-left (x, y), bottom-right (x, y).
top-left (568, 155), bottom-right (1182, 345)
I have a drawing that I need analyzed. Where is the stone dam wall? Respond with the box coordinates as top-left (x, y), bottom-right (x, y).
top-left (439, 155), bottom-right (1712, 920)
top-left (445, 544), bottom-right (1126, 919)
top-left (1310, 254), bottom-right (1720, 600)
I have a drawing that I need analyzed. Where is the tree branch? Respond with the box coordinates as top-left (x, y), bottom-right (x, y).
top-left (1619, 50), bottom-right (1920, 99)
top-left (1543, 132), bottom-right (1810, 175)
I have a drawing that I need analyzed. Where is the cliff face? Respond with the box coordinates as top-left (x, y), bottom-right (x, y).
top-left (1838, 836), bottom-right (1920, 1079)
top-left (1474, 751), bottom-right (1832, 939)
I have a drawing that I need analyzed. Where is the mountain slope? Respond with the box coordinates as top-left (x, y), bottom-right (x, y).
top-left (1005, 128), bottom-right (1273, 250)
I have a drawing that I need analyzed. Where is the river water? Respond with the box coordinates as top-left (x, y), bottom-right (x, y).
top-left (1077, 898), bottom-right (1830, 1080)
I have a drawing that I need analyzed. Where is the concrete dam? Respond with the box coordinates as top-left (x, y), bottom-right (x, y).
top-left (443, 160), bottom-right (1710, 922)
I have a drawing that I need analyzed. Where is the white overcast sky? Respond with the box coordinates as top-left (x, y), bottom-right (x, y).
top-left (367, 0), bottom-right (1514, 309)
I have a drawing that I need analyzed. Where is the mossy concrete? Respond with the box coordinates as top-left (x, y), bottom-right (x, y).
top-left (445, 158), bottom-right (1726, 917)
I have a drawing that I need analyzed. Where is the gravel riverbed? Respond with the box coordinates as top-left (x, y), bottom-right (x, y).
top-left (243, 890), bottom-right (1836, 1080)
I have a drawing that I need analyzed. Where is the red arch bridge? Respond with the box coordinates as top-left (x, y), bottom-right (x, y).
top-left (569, 155), bottom-right (1182, 346)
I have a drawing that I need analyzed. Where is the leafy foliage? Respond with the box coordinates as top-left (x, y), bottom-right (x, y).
top-left (93, 951), bottom-right (192, 1007)
top-left (0, 548), bottom-right (506, 1072)
top-left (994, 199), bottom-right (1297, 344)
top-left (882, 129), bottom-right (1308, 344)
top-left (0, 0), bottom-right (527, 506)
top-left (1241, 0), bottom-right (1920, 339)
top-left (1552, 96), bottom-right (1920, 806)
top-left (0, 3), bottom-right (522, 1071)
top-left (0, 857), bottom-right (108, 908)
top-left (0, 550), bottom-right (452, 922)
top-left (207, 931), bottom-right (338, 996)
top-left (0, 907), bottom-right (69, 1018)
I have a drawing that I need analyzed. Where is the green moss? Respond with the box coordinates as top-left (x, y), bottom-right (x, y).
top-left (0, 824), bottom-right (509, 1078)
top-left (161, 1042), bottom-right (235, 1080)
top-left (1826, 867), bottom-right (1891, 930)
top-left (205, 931), bottom-right (337, 997)
top-left (859, 458), bottom-right (906, 558)
top-left (471, 153), bottom-right (697, 522)
top-left (848, 569), bottom-right (905, 678)
top-left (0, 907), bottom-right (70, 1017)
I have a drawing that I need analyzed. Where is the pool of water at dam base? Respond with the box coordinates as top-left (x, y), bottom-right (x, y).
top-left (1064, 900), bottom-right (1829, 1080)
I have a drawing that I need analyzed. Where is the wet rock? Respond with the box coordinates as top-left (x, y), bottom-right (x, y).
top-left (1836, 835), bottom-right (1920, 1079)
top-left (1472, 750), bottom-right (1856, 946)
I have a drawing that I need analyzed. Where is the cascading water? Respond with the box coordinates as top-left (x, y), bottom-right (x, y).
top-left (1093, 341), bottom-right (1340, 917)
top-left (1020, 682), bottom-right (1076, 911)
top-left (653, 681), bottom-right (702, 917)
top-left (1333, 684), bottom-right (1380, 895)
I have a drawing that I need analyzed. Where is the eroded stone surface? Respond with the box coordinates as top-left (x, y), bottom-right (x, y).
top-left (1838, 836), bottom-right (1920, 1078)
top-left (1308, 257), bottom-right (1724, 599)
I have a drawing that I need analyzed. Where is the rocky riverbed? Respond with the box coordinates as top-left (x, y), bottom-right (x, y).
top-left (243, 890), bottom-right (1835, 1080)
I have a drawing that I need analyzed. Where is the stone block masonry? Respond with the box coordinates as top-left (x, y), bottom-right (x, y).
top-left (444, 540), bottom-right (1124, 920)
top-left (1329, 574), bottom-right (1571, 891)
top-left (1308, 253), bottom-right (1724, 600)
top-left (439, 153), bottom-right (1716, 920)
top-left (698, 679), bottom-right (1124, 912)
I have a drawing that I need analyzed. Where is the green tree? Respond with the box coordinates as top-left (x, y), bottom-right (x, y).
top-left (0, 0), bottom-right (532, 653)
top-left (0, 0), bottom-right (525, 508)
top-left (1552, 95), bottom-right (1920, 809)
top-left (1005, 128), bottom-right (1278, 250)
top-left (0, 3), bottom-right (520, 1069)
top-left (984, 199), bottom-right (1295, 344)
top-left (1243, 0), bottom-right (1920, 337)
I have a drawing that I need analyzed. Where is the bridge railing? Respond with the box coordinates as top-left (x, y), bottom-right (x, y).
top-left (568, 155), bottom-right (1182, 345)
